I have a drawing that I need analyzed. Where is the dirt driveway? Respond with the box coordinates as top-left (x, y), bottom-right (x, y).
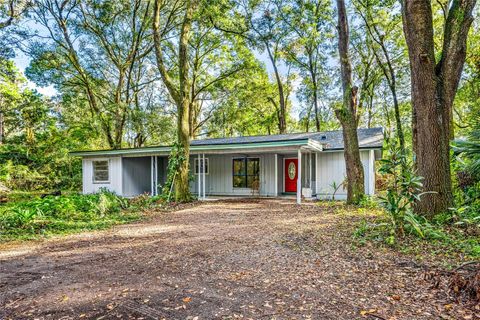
top-left (0, 199), bottom-right (471, 319)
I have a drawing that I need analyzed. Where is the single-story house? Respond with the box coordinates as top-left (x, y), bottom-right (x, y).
top-left (71, 127), bottom-right (384, 203)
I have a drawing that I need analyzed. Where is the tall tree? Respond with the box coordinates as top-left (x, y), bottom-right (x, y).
top-left (244, 0), bottom-right (290, 133)
top-left (279, 0), bottom-right (333, 132)
top-left (28, 0), bottom-right (154, 149)
top-left (153, 0), bottom-right (195, 202)
top-left (335, 0), bottom-right (365, 204)
top-left (356, 0), bottom-right (406, 151)
top-left (402, 0), bottom-right (477, 215)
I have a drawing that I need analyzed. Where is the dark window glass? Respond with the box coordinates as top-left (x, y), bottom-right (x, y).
top-left (233, 158), bottom-right (245, 175)
top-left (232, 158), bottom-right (259, 188)
top-left (233, 175), bottom-right (246, 188)
top-left (93, 160), bottom-right (109, 183)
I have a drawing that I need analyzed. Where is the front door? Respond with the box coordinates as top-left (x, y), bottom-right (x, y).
top-left (284, 158), bottom-right (298, 192)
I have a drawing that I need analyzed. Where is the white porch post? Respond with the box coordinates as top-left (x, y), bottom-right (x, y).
top-left (297, 149), bottom-right (302, 204)
top-left (150, 156), bottom-right (155, 196)
top-left (202, 153), bottom-right (206, 200)
top-left (309, 152), bottom-right (312, 189)
top-left (197, 153), bottom-right (201, 200)
top-left (274, 153), bottom-right (278, 197)
top-left (155, 156), bottom-right (158, 196)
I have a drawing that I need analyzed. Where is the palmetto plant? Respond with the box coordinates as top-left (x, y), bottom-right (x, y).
top-left (453, 128), bottom-right (480, 177)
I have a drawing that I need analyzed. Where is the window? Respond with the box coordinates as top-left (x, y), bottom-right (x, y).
top-left (93, 160), bottom-right (109, 183)
top-left (233, 158), bottom-right (259, 188)
top-left (194, 158), bottom-right (209, 175)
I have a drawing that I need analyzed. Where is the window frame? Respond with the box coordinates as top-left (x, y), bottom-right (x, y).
top-left (194, 158), bottom-right (209, 175)
top-left (92, 159), bottom-right (110, 184)
top-left (232, 157), bottom-right (260, 189)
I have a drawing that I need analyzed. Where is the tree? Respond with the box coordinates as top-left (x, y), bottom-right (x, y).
top-left (279, 0), bottom-right (334, 131)
top-left (335, 0), bottom-right (365, 204)
top-left (402, 0), bottom-right (477, 216)
top-left (356, 0), bottom-right (406, 151)
top-left (0, 58), bottom-right (23, 144)
top-left (243, 0), bottom-right (290, 133)
top-left (153, 0), bottom-right (256, 201)
top-left (28, 0), bottom-right (154, 149)
top-left (153, 0), bottom-right (195, 202)
top-left (0, 0), bottom-right (29, 29)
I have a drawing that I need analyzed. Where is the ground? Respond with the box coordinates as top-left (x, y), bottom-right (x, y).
top-left (0, 199), bottom-right (477, 320)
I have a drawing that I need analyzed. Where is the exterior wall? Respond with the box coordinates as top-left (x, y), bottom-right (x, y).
top-left (189, 153), bottom-right (278, 197)
top-left (80, 149), bottom-right (377, 199)
top-left (122, 157), bottom-right (151, 197)
top-left (82, 157), bottom-right (122, 195)
top-left (315, 150), bottom-right (374, 200)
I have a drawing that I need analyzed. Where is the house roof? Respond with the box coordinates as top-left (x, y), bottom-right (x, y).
top-left (190, 127), bottom-right (384, 150)
top-left (70, 127), bottom-right (383, 157)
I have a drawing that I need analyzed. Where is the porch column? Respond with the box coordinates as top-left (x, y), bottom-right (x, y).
top-left (297, 149), bottom-right (302, 204)
top-left (202, 153), bottom-right (206, 200)
top-left (151, 156), bottom-right (156, 196)
top-left (155, 157), bottom-right (158, 195)
top-left (197, 153), bottom-right (201, 200)
top-left (274, 153), bottom-right (278, 196)
top-left (309, 152), bottom-right (312, 189)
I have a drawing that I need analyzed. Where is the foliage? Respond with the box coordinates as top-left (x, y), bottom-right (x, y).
top-left (0, 190), bottom-right (143, 241)
top-left (377, 138), bottom-right (425, 238)
top-left (161, 142), bottom-right (192, 202)
top-left (453, 125), bottom-right (480, 179)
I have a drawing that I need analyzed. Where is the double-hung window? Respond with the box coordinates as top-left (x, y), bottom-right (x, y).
top-left (93, 160), bottom-right (109, 183)
top-left (233, 157), bottom-right (259, 188)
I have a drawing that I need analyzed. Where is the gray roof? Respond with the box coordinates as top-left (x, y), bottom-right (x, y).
top-left (71, 127), bottom-right (383, 157)
top-left (191, 127), bottom-right (384, 150)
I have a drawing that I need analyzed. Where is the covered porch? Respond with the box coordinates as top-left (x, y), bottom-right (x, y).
top-left (145, 146), bottom-right (320, 204)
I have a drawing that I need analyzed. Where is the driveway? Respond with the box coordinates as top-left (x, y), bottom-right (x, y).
top-left (0, 199), bottom-right (468, 319)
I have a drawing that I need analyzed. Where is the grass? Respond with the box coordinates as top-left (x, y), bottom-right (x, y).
top-left (0, 191), bottom-right (157, 241)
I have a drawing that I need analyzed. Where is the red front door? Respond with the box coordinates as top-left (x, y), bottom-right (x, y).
top-left (284, 158), bottom-right (298, 192)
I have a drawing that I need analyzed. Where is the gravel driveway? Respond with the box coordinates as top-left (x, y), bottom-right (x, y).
top-left (0, 199), bottom-right (473, 319)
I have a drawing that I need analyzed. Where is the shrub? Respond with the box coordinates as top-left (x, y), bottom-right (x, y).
top-left (0, 190), bottom-right (138, 240)
top-left (378, 138), bottom-right (426, 239)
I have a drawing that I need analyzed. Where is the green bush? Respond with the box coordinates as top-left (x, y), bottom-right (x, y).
top-left (378, 139), bottom-right (426, 239)
top-left (0, 190), bottom-right (139, 240)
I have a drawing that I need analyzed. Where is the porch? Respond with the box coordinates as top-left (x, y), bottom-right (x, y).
top-left (142, 149), bottom-right (317, 204)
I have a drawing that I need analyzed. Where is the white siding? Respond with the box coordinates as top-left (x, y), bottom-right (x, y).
top-left (189, 154), bottom-right (277, 197)
top-left (82, 157), bottom-right (122, 195)
top-left (315, 150), bottom-right (374, 200)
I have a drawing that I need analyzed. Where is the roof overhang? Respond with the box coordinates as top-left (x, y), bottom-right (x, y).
top-left (70, 139), bottom-right (319, 157)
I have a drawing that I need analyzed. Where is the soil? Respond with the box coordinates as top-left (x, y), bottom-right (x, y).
top-left (0, 199), bottom-right (478, 320)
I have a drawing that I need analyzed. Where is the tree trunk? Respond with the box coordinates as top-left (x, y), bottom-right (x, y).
top-left (309, 59), bottom-right (320, 131)
top-left (402, 0), bottom-right (476, 216)
top-left (0, 111), bottom-right (4, 144)
top-left (335, 0), bottom-right (365, 204)
top-left (360, 10), bottom-right (406, 151)
top-left (266, 44), bottom-right (287, 134)
top-left (153, 0), bottom-right (195, 202)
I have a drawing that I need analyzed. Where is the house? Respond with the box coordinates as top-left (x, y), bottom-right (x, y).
top-left (70, 127), bottom-right (384, 203)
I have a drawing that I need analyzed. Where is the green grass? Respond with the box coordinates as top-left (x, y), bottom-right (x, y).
top-left (0, 191), bottom-right (149, 241)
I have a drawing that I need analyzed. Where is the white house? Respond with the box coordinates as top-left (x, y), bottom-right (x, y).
top-left (71, 127), bottom-right (384, 203)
